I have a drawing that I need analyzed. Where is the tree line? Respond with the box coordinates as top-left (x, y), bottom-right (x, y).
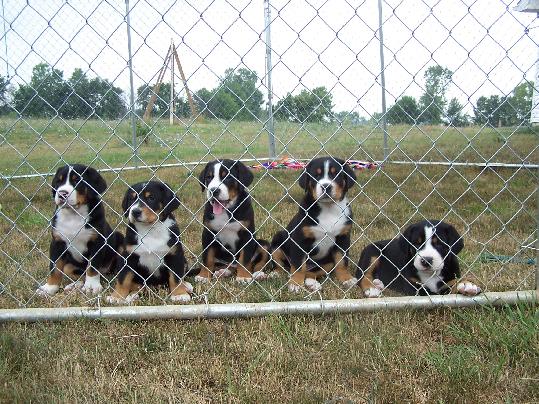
top-left (385, 65), bottom-right (535, 127)
top-left (0, 62), bottom-right (534, 127)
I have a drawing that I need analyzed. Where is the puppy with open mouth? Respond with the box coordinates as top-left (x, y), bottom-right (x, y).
top-left (37, 164), bottom-right (123, 297)
top-left (196, 159), bottom-right (270, 283)
top-left (107, 181), bottom-right (192, 304)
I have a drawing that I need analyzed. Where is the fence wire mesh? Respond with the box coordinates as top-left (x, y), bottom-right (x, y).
top-left (0, 0), bottom-right (537, 312)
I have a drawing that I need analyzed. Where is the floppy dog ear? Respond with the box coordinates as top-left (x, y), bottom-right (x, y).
top-left (198, 163), bottom-right (210, 191)
top-left (121, 188), bottom-right (133, 218)
top-left (161, 182), bottom-right (180, 216)
top-left (440, 223), bottom-right (464, 255)
top-left (83, 166), bottom-right (107, 195)
top-left (399, 223), bottom-right (418, 255)
top-left (234, 161), bottom-right (253, 188)
top-left (336, 158), bottom-right (356, 190)
top-left (298, 161), bottom-right (312, 191)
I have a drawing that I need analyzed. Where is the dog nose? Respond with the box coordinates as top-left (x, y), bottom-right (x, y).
top-left (57, 190), bottom-right (69, 200)
top-left (210, 188), bottom-right (220, 199)
top-left (321, 183), bottom-right (332, 193)
top-left (420, 257), bottom-right (433, 267)
top-left (131, 208), bottom-right (142, 219)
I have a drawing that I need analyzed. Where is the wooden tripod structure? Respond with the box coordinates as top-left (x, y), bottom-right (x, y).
top-left (143, 41), bottom-right (198, 123)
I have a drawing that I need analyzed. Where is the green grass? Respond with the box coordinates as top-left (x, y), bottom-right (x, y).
top-left (0, 305), bottom-right (537, 402)
top-left (0, 117), bottom-right (537, 401)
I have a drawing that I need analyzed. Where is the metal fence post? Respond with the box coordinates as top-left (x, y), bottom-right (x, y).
top-left (377, 0), bottom-right (388, 161)
top-left (264, 0), bottom-right (276, 160)
top-left (125, 0), bottom-right (138, 167)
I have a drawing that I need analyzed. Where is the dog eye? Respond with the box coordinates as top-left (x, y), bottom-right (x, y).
top-left (147, 194), bottom-right (155, 201)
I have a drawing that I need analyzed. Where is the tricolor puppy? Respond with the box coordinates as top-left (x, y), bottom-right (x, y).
top-left (107, 181), bottom-right (192, 304)
top-left (270, 157), bottom-right (358, 293)
top-left (356, 220), bottom-right (481, 297)
top-left (197, 159), bottom-right (270, 283)
top-left (37, 164), bottom-right (123, 296)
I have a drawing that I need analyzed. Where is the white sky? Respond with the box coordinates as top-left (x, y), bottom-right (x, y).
top-left (1, 0), bottom-right (538, 116)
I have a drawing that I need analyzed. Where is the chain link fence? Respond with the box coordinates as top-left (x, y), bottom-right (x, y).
top-left (0, 0), bottom-right (537, 319)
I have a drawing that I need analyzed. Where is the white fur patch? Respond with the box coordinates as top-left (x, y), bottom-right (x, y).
top-left (195, 274), bottom-right (211, 283)
top-left (235, 276), bottom-right (253, 284)
top-left (207, 212), bottom-right (243, 252)
top-left (207, 163), bottom-right (231, 201)
top-left (53, 205), bottom-right (94, 263)
top-left (252, 271), bottom-right (267, 280)
top-left (364, 279), bottom-right (384, 298)
top-left (55, 167), bottom-right (78, 207)
top-left (64, 280), bottom-right (83, 292)
top-left (132, 218), bottom-right (174, 274)
top-left (342, 277), bottom-right (358, 289)
top-left (457, 281), bottom-right (481, 296)
top-left (304, 278), bottom-right (322, 292)
top-left (309, 198), bottom-right (351, 260)
top-left (213, 268), bottom-right (233, 278)
top-left (106, 293), bottom-right (139, 305)
top-left (36, 283), bottom-right (60, 296)
top-left (82, 273), bottom-right (103, 295)
top-left (288, 283), bottom-right (303, 293)
top-left (170, 293), bottom-right (191, 303)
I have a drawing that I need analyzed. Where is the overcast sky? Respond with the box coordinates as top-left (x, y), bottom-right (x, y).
top-left (1, 0), bottom-right (537, 116)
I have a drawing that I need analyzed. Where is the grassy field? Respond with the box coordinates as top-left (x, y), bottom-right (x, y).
top-left (0, 117), bottom-right (538, 402)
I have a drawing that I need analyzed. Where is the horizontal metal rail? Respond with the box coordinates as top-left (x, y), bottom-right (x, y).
top-left (0, 290), bottom-right (535, 323)
top-left (1, 158), bottom-right (537, 181)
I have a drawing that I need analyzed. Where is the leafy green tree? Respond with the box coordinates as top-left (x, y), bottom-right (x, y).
top-left (508, 81), bottom-right (534, 124)
top-left (0, 75), bottom-right (11, 115)
top-left (474, 95), bottom-right (514, 126)
top-left (334, 111), bottom-right (366, 125)
top-left (136, 82), bottom-right (172, 117)
top-left (219, 68), bottom-right (263, 120)
top-left (194, 88), bottom-right (212, 116)
top-left (13, 63), bottom-right (70, 117)
top-left (91, 77), bottom-right (125, 119)
top-left (445, 98), bottom-right (469, 127)
top-left (275, 87), bottom-right (333, 123)
top-left (387, 95), bottom-right (420, 124)
top-left (418, 65), bottom-right (453, 124)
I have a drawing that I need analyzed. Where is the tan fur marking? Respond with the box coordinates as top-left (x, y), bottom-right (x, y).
top-left (168, 271), bottom-right (190, 297)
top-left (302, 226), bottom-right (316, 239)
top-left (271, 248), bottom-right (288, 273)
top-left (76, 192), bottom-right (87, 207)
top-left (200, 246), bottom-right (216, 278)
top-left (141, 206), bottom-right (158, 223)
top-left (236, 250), bottom-right (252, 279)
top-left (253, 245), bottom-right (270, 273)
top-left (333, 251), bottom-right (353, 283)
top-left (109, 272), bottom-right (140, 300)
top-left (144, 191), bottom-right (151, 198)
top-left (290, 261), bottom-right (307, 287)
top-left (45, 258), bottom-right (66, 286)
top-left (359, 256), bottom-right (379, 291)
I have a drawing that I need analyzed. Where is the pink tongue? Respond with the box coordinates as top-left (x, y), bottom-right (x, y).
top-left (212, 201), bottom-right (224, 215)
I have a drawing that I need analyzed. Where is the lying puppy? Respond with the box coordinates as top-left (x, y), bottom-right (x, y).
top-left (356, 220), bottom-right (481, 297)
top-left (37, 164), bottom-right (123, 296)
top-left (196, 159), bottom-right (270, 283)
top-left (270, 157), bottom-right (358, 292)
top-left (107, 181), bottom-right (192, 304)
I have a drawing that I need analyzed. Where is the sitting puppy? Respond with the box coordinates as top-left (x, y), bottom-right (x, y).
top-left (196, 159), bottom-right (270, 283)
top-left (356, 220), bottom-right (481, 297)
top-left (270, 157), bottom-right (358, 293)
top-left (37, 164), bottom-right (123, 296)
top-left (107, 181), bottom-right (192, 304)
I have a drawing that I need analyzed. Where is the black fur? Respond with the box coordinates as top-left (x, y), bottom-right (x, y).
top-left (356, 220), bottom-right (464, 295)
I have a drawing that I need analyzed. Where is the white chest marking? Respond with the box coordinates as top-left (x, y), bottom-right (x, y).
top-left (54, 205), bottom-right (94, 262)
top-left (134, 218), bottom-right (174, 273)
top-left (309, 199), bottom-right (350, 260)
top-left (417, 271), bottom-right (444, 293)
top-left (208, 211), bottom-right (242, 252)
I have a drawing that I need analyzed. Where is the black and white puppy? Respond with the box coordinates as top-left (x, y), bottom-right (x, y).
top-left (270, 157), bottom-right (358, 293)
top-left (197, 159), bottom-right (270, 283)
top-left (107, 181), bottom-right (192, 304)
top-left (356, 220), bottom-right (481, 297)
top-left (37, 164), bottom-right (123, 296)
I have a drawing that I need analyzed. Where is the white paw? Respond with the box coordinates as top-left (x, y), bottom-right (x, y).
top-left (288, 283), bottom-right (303, 293)
top-left (266, 271), bottom-right (282, 279)
top-left (213, 268), bottom-right (233, 278)
top-left (252, 271), bottom-right (268, 280)
top-left (195, 275), bottom-right (211, 284)
top-left (36, 283), bottom-right (60, 296)
top-left (106, 293), bottom-right (139, 305)
top-left (81, 274), bottom-right (103, 295)
top-left (304, 278), bottom-right (322, 292)
top-left (364, 279), bottom-right (384, 298)
top-left (170, 293), bottom-right (191, 303)
top-left (182, 281), bottom-right (194, 294)
top-left (235, 276), bottom-right (253, 284)
top-left (457, 281), bottom-right (481, 296)
top-left (342, 277), bottom-right (358, 289)
top-left (64, 280), bottom-right (84, 292)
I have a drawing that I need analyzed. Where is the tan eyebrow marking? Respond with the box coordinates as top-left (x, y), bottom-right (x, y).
top-left (144, 191), bottom-right (151, 198)
top-left (316, 168), bottom-right (322, 174)
top-left (330, 167), bottom-right (336, 174)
